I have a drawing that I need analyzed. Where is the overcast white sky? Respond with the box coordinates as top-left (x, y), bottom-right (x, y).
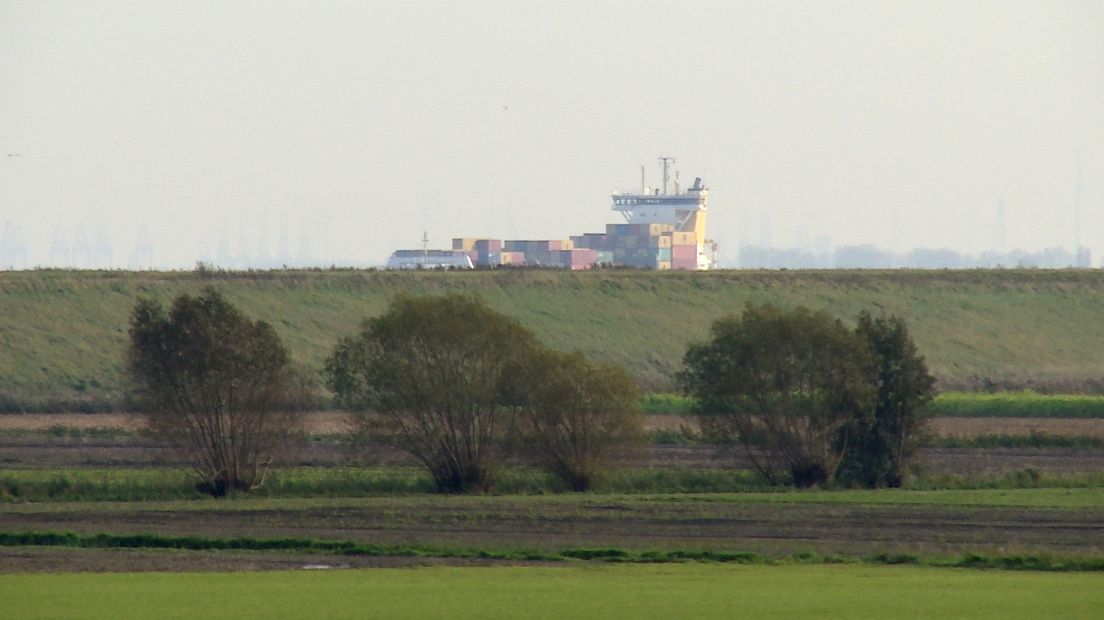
top-left (1, 0), bottom-right (1102, 268)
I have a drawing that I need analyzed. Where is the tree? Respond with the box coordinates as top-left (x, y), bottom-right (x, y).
top-left (678, 304), bottom-right (875, 487)
top-left (127, 288), bottom-right (307, 496)
top-left (838, 312), bottom-right (936, 488)
top-left (326, 293), bottom-right (538, 493)
top-left (514, 349), bottom-right (643, 491)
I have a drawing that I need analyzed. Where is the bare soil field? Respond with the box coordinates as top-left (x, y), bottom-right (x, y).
top-left (0, 545), bottom-right (544, 573)
top-left (929, 417), bottom-right (1104, 437)
top-left (3, 496), bottom-right (1101, 561)
top-left (6, 412), bottom-right (1104, 438)
top-left (3, 434), bottom-right (1103, 474)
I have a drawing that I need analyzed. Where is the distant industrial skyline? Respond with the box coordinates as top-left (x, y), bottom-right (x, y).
top-left (2, 1), bottom-right (1102, 269)
top-left (1, 217), bottom-right (1092, 271)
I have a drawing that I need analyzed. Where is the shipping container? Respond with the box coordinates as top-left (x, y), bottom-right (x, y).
top-left (453, 238), bottom-right (480, 251)
top-left (474, 239), bottom-right (503, 252)
top-left (646, 223), bottom-right (675, 236)
top-left (672, 232), bottom-right (696, 245)
top-left (649, 234), bottom-right (672, 248)
top-left (672, 257), bottom-right (697, 271)
top-left (572, 248), bottom-right (597, 264)
top-left (672, 245), bottom-right (697, 260)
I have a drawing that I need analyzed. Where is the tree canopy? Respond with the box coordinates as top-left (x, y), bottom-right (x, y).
top-left (326, 293), bottom-right (540, 492)
top-left (679, 304), bottom-right (876, 487)
top-left (514, 349), bottom-right (643, 491)
top-left (127, 288), bottom-right (307, 496)
top-left (680, 303), bottom-right (935, 488)
top-left (838, 312), bottom-right (936, 487)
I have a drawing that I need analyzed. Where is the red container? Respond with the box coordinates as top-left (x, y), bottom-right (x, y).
top-left (571, 248), bottom-right (597, 265)
top-left (672, 245), bottom-right (697, 260)
top-left (672, 256), bottom-right (697, 270)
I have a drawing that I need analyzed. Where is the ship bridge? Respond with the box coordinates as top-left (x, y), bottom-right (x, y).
top-left (611, 157), bottom-right (710, 246)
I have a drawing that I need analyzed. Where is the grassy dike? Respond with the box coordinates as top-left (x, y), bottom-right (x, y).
top-left (4, 268), bottom-right (1104, 409)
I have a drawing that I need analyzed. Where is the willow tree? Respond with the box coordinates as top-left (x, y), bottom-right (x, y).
top-left (326, 293), bottom-right (538, 492)
top-left (514, 349), bottom-right (643, 491)
top-left (838, 312), bottom-right (936, 488)
top-left (679, 304), bottom-right (875, 487)
top-left (127, 288), bottom-right (305, 496)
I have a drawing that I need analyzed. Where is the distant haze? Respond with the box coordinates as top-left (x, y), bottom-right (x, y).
top-left (1, 1), bottom-right (1102, 269)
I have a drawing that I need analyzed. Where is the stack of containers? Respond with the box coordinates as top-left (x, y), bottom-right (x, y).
top-left (554, 248), bottom-right (597, 270)
top-left (504, 240), bottom-right (575, 266)
top-left (500, 251), bottom-right (526, 266)
top-left (450, 228), bottom-right (692, 270)
top-left (671, 231), bottom-right (697, 270)
top-left (452, 238), bottom-right (479, 252)
top-left (578, 223), bottom-right (676, 268)
top-left (474, 239), bottom-right (502, 267)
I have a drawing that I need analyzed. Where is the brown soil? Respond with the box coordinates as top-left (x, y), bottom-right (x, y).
top-left (0, 413), bottom-right (147, 432)
top-left (0, 546), bottom-right (554, 573)
top-left (2, 432), bottom-right (1103, 474)
top-left (0, 412), bottom-right (354, 435)
top-left (3, 497), bottom-right (1100, 562)
top-left (929, 417), bottom-right (1104, 437)
top-left (6, 412), bottom-right (1104, 438)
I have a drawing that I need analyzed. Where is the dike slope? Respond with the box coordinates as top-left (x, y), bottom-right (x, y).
top-left (2, 268), bottom-right (1103, 410)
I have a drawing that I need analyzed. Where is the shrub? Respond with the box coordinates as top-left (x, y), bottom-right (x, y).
top-left (513, 349), bottom-right (643, 491)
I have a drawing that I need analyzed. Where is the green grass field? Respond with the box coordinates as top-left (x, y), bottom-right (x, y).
top-left (2, 564), bottom-right (1102, 619)
top-left (4, 466), bottom-right (1103, 503)
top-left (645, 391), bottom-right (1104, 418)
top-left (5, 268), bottom-right (1104, 410)
top-left (930, 392), bottom-right (1104, 418)
top-left (6, 486), bottom-right (1102, 512)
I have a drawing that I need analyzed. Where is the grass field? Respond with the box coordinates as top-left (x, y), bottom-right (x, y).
top-left (4, 465), bottom-right (1103, 503)
top-left (2, 563), bottom-right (1102, 619)
top-left (5, 268), bottom-right (1104, 410)
top-left (644, 391), bottom-right (1104, 418)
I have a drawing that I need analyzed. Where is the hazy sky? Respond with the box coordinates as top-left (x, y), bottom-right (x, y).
top-left (1, 1), bottom-right (1102, 268)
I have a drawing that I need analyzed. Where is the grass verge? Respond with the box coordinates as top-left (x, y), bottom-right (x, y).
top-left (4, 466), bottom-right (1104, 503)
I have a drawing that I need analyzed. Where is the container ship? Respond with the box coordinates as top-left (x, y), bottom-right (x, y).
top-left (386, 158), bottom-right (717, 271)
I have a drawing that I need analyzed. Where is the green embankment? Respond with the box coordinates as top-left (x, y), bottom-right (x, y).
top-left (2, 564), bottom-right (1102, 619)
top-left (3, 268), bottom-right (1104, 410)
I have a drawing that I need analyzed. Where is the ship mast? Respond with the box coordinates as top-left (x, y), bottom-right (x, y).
top-left (658, 156), bottom-right (675, 195)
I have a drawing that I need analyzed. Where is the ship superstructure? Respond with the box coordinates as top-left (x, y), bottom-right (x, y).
top-left (607, 157), bottom-right (716, 270)
top-left (386, 157), bottom-right (717, 270)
